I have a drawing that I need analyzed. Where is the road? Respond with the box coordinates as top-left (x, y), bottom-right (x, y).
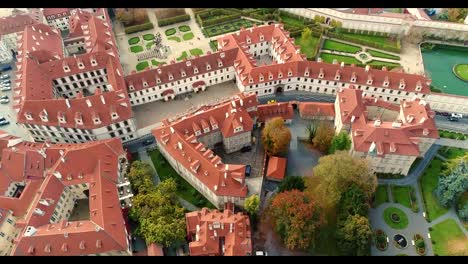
top-left (0, 66), bottom-right (33, 140)
top-left (434, 115), bottom-right (468, 134)
top-left (258, 91), bottom-right (335, 104)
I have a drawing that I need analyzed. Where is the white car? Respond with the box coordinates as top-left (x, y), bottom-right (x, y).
top-left (0, 87), bottom-right (11, 91)
top-left (451, 113), bottom-right (463, 119)
top-left (255, 251), bottom-right (268, 256)
top-left (0, 98), bottom-right (9, 104)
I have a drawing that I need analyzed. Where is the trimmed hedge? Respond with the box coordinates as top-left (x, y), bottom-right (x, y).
top-left (124, 22), bottom-right (154, 34)
top-left (165, 28), bottom-right (176, 36)
top-left (327, 31), bottom-right (401, 53)
top-left (178, 25), bottom-right (191, 32)
top-left (143, 34), bottom-right (155, 41)
top-left (128, 37), bottom-right (140, 45)
top-left (196, 9), bottom-right (242, 27)
top-left (158, 14), bottom-right (191, 27)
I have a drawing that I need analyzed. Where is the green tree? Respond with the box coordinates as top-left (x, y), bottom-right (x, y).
top-left (305, 119), bottom-right (319, 143)
top-left (128, 160), bottom-right (154, 194)
top-left (336, 214), bottom-right (372, 256)
top-left (278, 176), bottom-right (305, 193)
top-left (329, 131), bottom-right (352, 154)
top-left (269, 190), bottom-right (323, 250)
top-left (435, 156), bottom-right (468, 207)
top-left (337, 183), bottom-right (370, 221)
top-left (458, 203), bottom-right (468, 221)
top-left (312, 151), bottom-right (377, 209)
top-left (261, 117), bottom-right (292, 156)
top-left (244, 195), bottom-right (260, 218)
top-left (312, 122), bottom-right (334, 153)
top-left (130, 179), bottom-right (186, 247)
top-left (301, 27), bottom-right (312, 40)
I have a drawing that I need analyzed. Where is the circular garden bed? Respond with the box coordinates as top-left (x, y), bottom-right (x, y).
top-left (453, 64), bottom-right (468, 82)
top-left (165, 28), bottom-right (176, 36)
top-left (359, 53), bottom-right (369, 60)
top-left (374, 229), bottom-right (388, 251)
top-left (383, 207), bottom-right (408, 229)
top-left (178, 25), bottom-right (191, 32)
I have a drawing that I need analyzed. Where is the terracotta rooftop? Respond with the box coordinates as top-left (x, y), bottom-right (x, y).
top-left (152, 93), bottom-right (259, 198)
top-left (257, 102), bottom-right (294, 123)
top-left (147, 243), bottom-right (164, 256)
top-left (0, 13), bottom-right (39, 36)
top-left (186, 207), bottom-right (252, 256)
top-left (266, 156), bottom-right (287, 181)
top-left (337, 86), bottom-right (439, 157)
top-left (298, 102), bottom-right (335, 118)
top-left (0, 131), bottom-right (130, 256)
top-left (42, 8), bottom-right (72, 19)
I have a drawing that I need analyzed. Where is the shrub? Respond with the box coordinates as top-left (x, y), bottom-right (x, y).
top-left (128, 37), bottom-right (140, 45)
top-left (165, 28), bottom-right (176, 36)
top-left (158, 14), bottom-right (191, 27)
top-left (178, 25), bottom-right (191, 32)
top-left (124, 22), bottom-right (154, 34)
top-left (416, 240), bottom-right (425, 248)
top-left (143, 34), bottom-right (155, 41)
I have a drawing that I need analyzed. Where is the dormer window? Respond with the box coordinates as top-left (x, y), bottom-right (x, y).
top-left (278, 73), bottom-right (283, 78)
top-left (206, 64), bottom-right (211, 71)
top-left (319, 70), bottom-right (324, 79)
top-left (269, 74), bottom-right (273, 80)
top-left (304, 71), bottom-right (309, 77)
top-left (260, 35), bottom-right (264, 41)
top-left (399, 79), bottom-right (405, 90)
top-left (24, 112), bottom-right (33, 120)
top-left (156, 78), bottom-right (161, 84)
top-left (203, 127), bottom-right (210, 133)
top-left (367, 79), bottom-right (373, 85)
top-left (111, 112), bottom-right (118, 120)
top-left (220, 52), bottom-right (225, 58)
top-left (287, 71), bottom-right (292, 77)
top-left (383, 80), bottom-right (389, 87)
top-left (259, 76), bottom-right (264, 82)
top-left (63, 65), bottom-right (70, 72)
top-left (234, 126), bottom-right (243, 133)
top-left (195, 130), bottom-right (201, 136)
top-left (128, 85), bottom-right (134, 91)
top-left (350, 77), bottom-right (356, 83)
top-left (335, 71), bottom-right (340, 81)
top-left (186, 61), bottom-right (191, 67)
top-left (75, 118), bottom-right (83, 125)
top-left (93, 117), bottom-right (101, 125)
top-left (249, 78), bottom-right (253, 84)
top-left (415, 81), bottom-right (422, 91)
top-left (143, 81), bottom-right (148, 87)
top-left (194, 67), bottom-right (199, 74)
top-left (91, 58), bottom-right (97, 66)
top-left (78, 63), bottom-right (84, 69)
top-left (246, 37), bottom-right (251, 44)
top-left (218, 61), bottom-right (223, 67)
top-left (181, 71), bottom-right (186, 77)
top-left (169, 74), bottom-right (174, 81)
top-left (212, 124), bottom-right (218, 130)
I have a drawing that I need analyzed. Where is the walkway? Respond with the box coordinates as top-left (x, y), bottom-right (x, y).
top-left (429, 207), bottom-right (468, 236)
top-left (436, 138), bottom-right (468, 149)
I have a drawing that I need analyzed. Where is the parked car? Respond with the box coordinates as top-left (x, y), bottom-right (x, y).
top-left (448, 116), bottom-right (459, 122)
top-left (241, 145), bottom-right (252, 153)
top-left (0, 95), bottom-right (8, 100)
top-left (255, 250), bottom-right (268, 256)
top-left (0, 86), bottom-right (11, 91)
top-left (0, 74), bottom-right (9, 80)
top-left (0, 117), bottom-right (5, 122)
top-left (245, 165), bottom-right (252, 177)
top-left (438, 112), bottom-right (450, 116)
top-left (0, 120), bottom-right (10, 126)
top-left (451, 113), bottom-right (463, 119)
top-left (1, 79), bottom-right (10, 84)
top-left (0, 65), bottom-right (12, 72)
top-left (0, 98), bottom-right (9, 104)
top-left (142, 138), bottom-right (154, 146)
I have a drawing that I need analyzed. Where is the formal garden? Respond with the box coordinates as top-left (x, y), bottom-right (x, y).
top-left (391, 185), bottom-right (419, 213)
top-left (374, 185), bottom-right (389, 207)
top-left (128, 33), bottom-right (157, 56)
top-left (202, 19), bottom-right (262, 38)
top-left (164, 25), bottom-right (194, 42)
top-left (383, 207), bottom-right (409, 229)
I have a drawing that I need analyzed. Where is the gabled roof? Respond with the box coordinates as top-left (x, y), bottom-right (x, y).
top-left (257, 102), bottom-right (294, 123)
top-left (0, 13), bottom-right (39, 36)
top-left (298, 102), bottom-right (335, 118)
top-left (266, 156), bottom-right (287, 181)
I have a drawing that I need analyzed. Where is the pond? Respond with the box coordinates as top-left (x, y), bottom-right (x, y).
top-left (286, 114), bottom-right (324, 177)
top-left (421, 44), bottom-right (468, 96)
top-left (393, 234), bottom-right (408, 249)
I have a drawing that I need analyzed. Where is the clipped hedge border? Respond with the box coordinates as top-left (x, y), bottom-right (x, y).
top-left (125, 22), bottom-right (154, 35)
top-left (158, 14), bottom-right (191, 27)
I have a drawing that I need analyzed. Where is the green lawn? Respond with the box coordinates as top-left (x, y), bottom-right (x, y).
top-left (368, 60), bottom-right (401, 70)
top-left (341, 32), bottom-right (395, 46)
top-left (374, 185), bottom-right (389, 207)
top-left (319, 53), bottom-right (361, 65)
top-left (454, 64), bottom-right (468, 81)
top-left (176, 51), bottom-right (188, 61)
top-left (420, 158), bottom-right (448, 221)
top-left (168, 36), bottom-right (181, 42)
top-left (136, 61), bottom-right (149, 71)
top-left (151, 59), bottom-right (165, 66)
top-left (128, 37), bottom-right (140, 45)
top-left (430, 219), bottom-right (466, 255)
top-left (165, 28), bottom-right (176, 36)
top-left (279, 13), bottom-right (306, 27)
top-left (383, 207), bottom-right (409, 229)
top-left (438, 147), bottom-right (467, 160)
top-left (189, 48), bottom-right (203, 56)
top-left (182, 32), bottom-right (194, 41)
top-left (367, 49), bottom-right (400, 60)
top-left (148, 149), bottom-right (215, 209)
top-left (392, 185), bottom-right (412, 209)
top-left (322, 39), bottom-right (362, 53)
top-left (130, 45), bottom-right (144, 53)
top-left (438, 130), bottom-right (467, 140)
top-left (178, 25), bottom-right (191, 32)
top-left (143, 34), bottom-right (155, 41)
top-left (295, 35), bottom-right (320, 60)
top-left (146, 42), bottom-right (155, 50)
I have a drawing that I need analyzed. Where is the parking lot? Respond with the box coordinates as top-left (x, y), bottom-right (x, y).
top-left (0, 67), bottom-right (32, 140)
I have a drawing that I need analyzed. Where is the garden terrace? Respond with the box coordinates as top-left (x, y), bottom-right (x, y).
top-left (322, 39), bottom-right (362, 53)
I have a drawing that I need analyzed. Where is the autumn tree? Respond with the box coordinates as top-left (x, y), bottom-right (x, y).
top-left (278, 176), bottom-right (305, 193)
top-left (329, 131), bottom-right (352, 154)
top-left (133, 8), bottom-right (149, 24)
top-left (130, 179), bottom-right (186, 247)
top-left (269, 190), bottom-right (323, 250)
top-left (128, 160), bottom-right (154, 194)
top-left (261, 117), bottom-right (292, 156)
top-left (115, 8), bottom-right (134, 26)
top-left (336, 214), bottom-right (372, 256)
top-left (447, 8), bottom-right (461, 22)
top-left (312, 151), bottom-right (377, 209)
top-left (301, 27), bottom-right (312, 40)
top-left (244, 195), bottom-right (260, 219)
top-left (435, 156), bottom-right (468, 207)
top-left (312, 122), bottom-right (334, 153)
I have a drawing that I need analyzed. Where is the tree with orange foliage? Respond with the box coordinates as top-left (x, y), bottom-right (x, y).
top-left (261, 117), bottom-right (292, 156)
top-left (312, 121), bottom-right (334, 153)
top-left (268, 190), bottom-right (323, 250)
top-left (133, 9), bottom-right (149, 24)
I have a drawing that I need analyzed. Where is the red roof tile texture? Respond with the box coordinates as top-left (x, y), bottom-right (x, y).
top-left (266, 156), bottom-right (287, 181)
top-left (299, 102), bottom-right (335, 118)
top-left (186, 208), bottom-right (252, 256)
top-left (0, 13), bottom-right (39, 36)
top-left (257, 102), bottom-right (294, 123)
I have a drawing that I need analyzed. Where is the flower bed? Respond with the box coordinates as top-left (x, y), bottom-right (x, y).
top-left (413, 234), bottom-right (426, 256)
top-left (128, 37), bottom-right (140, 45)
top-left (136, 61), bottom-right (149, 71)
top-left (374, 229), bottom-right (388, 251)
top-left (130, 45), bottom-right (144, 53)
top-left (383, 207), bottom-right (408, 229)
top-left (143, 34), bottom-right (155, 41)
top-left (182, 32), bottom-right (194, 41)
top-left (165, 28), bottom-right (176, 36)
top-left (178, 25), bottom-right (191, 32)
top-left (391, 213), bottom-right (401, 223)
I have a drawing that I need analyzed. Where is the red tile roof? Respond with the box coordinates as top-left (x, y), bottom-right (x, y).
top-left (266, 156), bottom-right (287, 181)
top-left (14, 9), bottom-right (132, 130)
top-left (0, 13), bottom-right (39, 36)
top-left (257, 102), bottom-right (294, 123)
top-left (186, 208), bottom-right (252, 256)
top-left (0, 133), bottom-right (131, 256)
top-left (147, 243), bottom-right (164, 256)
top-left (152, 93), bottom-right (258, 199)
top-left (337, 87), bottom-right (439, 157)
top-left (42, 8), bottom-right (72, 19)
top-left (298, 102), bottom-right (335, 118)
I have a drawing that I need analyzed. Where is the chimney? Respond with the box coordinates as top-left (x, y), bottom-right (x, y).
top-left (365, 65), bottom-right (370, 72)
